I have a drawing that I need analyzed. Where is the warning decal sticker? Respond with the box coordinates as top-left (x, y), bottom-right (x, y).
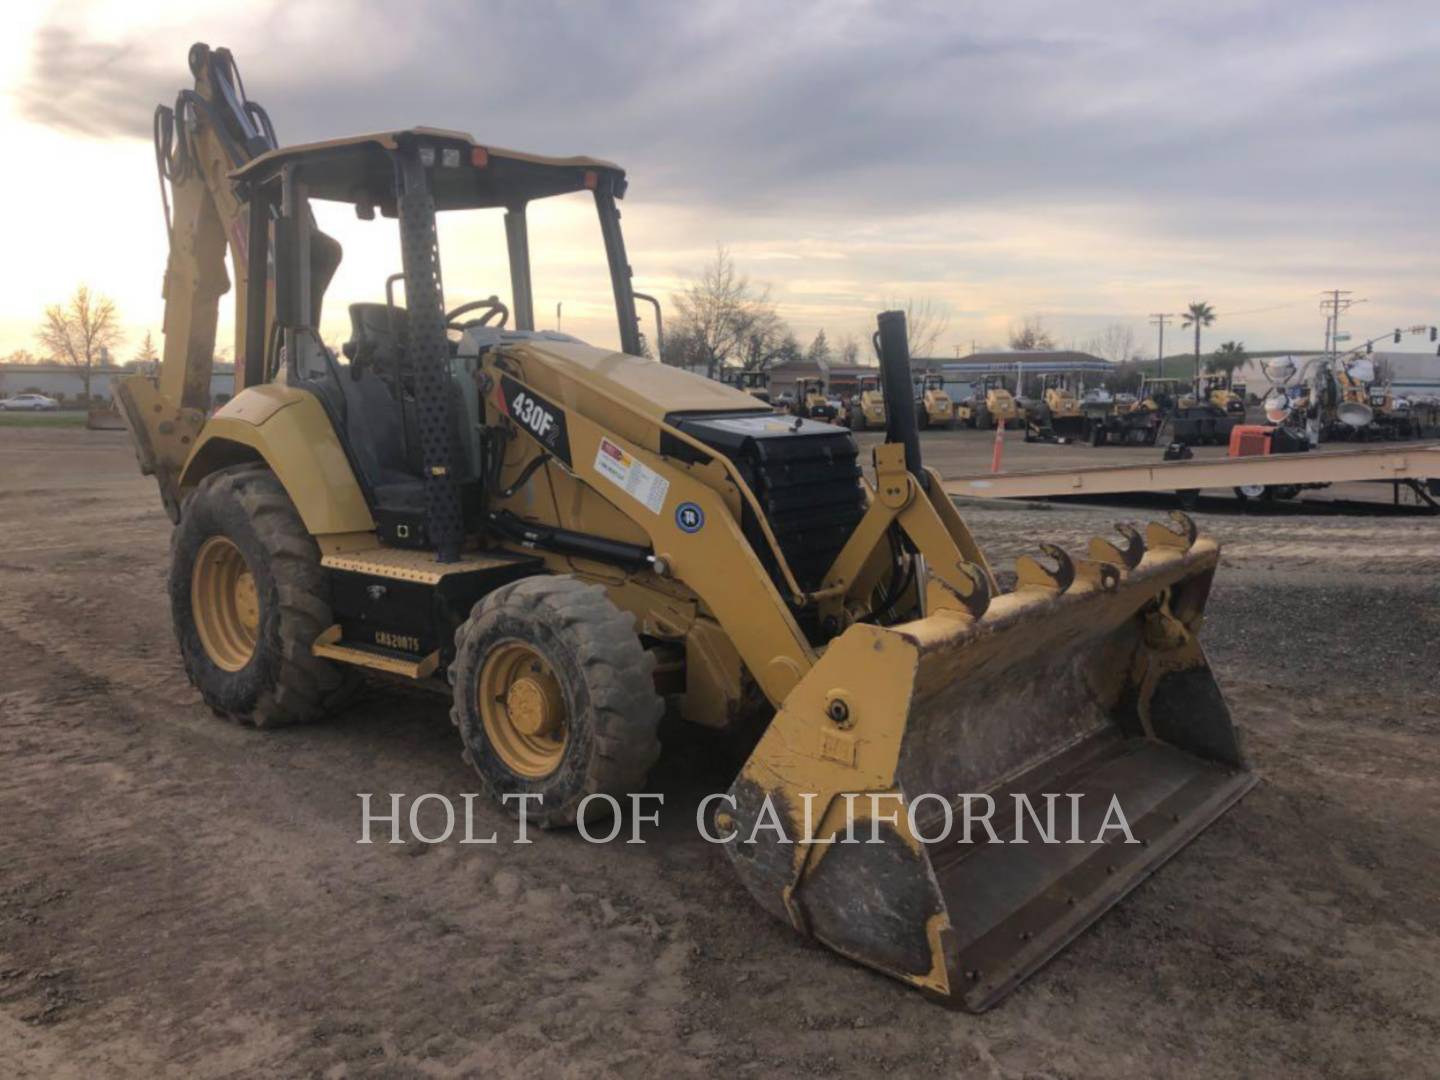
top-left (593, 437), bottom-right (670, 515)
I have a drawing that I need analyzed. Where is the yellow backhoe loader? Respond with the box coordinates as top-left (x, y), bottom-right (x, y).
top-left (974, 373), bottom-right (1023, 430)
top-left (792, 377), bottom-right (838, 422)
top-left (1030, 373), bottom-right (1086, 439)
top-left (848, 373), bottom-right (887, 430)
top-left (118, 44), bottom-right (1254, 1011)
top-left (915, 373), bottom-right (955, 429)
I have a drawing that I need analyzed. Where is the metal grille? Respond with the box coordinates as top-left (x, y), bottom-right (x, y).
top-left (397, 150), bottom-right (463, 562)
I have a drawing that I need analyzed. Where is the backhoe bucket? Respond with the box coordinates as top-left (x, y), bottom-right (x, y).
top-left (725, 514), bottom-right (1254, 1010)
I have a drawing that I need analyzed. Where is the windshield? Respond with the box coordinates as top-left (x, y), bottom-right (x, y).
top-left (307, 183), bottom-right (634, 359)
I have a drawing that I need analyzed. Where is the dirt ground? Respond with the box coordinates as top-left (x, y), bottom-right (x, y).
top-left (2, 425), bottom-right (1437, 1078)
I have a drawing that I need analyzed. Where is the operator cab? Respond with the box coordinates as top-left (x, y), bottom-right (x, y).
top-left (231, 129), bottom-right (641, 555)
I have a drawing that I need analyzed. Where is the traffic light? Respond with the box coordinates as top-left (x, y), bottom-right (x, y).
top-left (1366, 343), bottom-right (1373, 354)
top-left (1432, 326), bottom-right (1438, 342)
top-left (1394, 330), bottom-right (1402, 343)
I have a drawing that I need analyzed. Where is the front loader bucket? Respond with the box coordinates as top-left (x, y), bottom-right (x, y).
top-left (724, 514), bottom-right (1254, 1010)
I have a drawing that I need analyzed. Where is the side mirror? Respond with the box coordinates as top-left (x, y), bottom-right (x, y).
top-left (273, 214), bottom-right (302, 327)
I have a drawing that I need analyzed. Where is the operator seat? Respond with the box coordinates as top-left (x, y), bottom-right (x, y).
top-left (344, 302), bottom-right (411, 388)
top-left (338, 303), bottom-right (422, 492)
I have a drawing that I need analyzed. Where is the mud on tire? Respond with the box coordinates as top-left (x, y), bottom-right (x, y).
top-left (169, 464), bottom-right (359, 727)
top-left (449, 575), bottom-right (663, 829)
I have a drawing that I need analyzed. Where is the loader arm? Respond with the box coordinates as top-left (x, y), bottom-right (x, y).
top-left (116, 43), bottom-right (339, 520)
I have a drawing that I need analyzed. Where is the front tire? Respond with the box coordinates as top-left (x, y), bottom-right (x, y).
top-left (169, 464), bottom-right (358, 727)
top-left (450, 576), bottom-right (663, 829)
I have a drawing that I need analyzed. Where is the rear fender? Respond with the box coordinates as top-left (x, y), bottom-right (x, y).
top-left (180, 386), bottom-right (374, 537)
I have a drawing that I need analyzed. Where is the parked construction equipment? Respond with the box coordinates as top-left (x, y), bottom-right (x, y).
top-left (1200, 374), bottom-right (1248, 417)
top-left (118, 44), bottom-right (1255, 1010)
top-left (732, 369), bottom-right (772, 406)
top-left (973, 374), bottom-right (1024, 430)
top-left (1139, 376), bottom-right (1234, 446)
top-left (1083, 388), bottom-right (1165, 447)
top-left (915, 373), bottom-right (955, 429)
top-left (792, 377), bottom-right (838, 422)
top-left (848, 373), bottom-right (886, 430)
top-left (1031, 374), bottom-right (1086, 438)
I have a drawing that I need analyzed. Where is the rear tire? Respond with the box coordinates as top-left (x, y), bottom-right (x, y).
top-left (169, 464), bottom-right (359, 727)
top-left (450, 576), bottom-right (663, 829)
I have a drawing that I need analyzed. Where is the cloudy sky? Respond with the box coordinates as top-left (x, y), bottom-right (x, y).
top-left (2, 0), bottom-right (1438, 361)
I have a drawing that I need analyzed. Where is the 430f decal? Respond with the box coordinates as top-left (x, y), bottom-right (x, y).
top-left (498, 375), bottom-right (572, 465)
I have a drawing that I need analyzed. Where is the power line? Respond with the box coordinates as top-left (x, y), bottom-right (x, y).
top-left (1222, 301), bottom-right (1307, 317)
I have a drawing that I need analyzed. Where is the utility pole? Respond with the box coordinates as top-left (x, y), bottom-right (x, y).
top-left (1319, 289), bottom-right (1363, 363)
top-left (1149, 313), bottom-right (1175, 375)
top-left (556, 301), bottom-right (563, 333)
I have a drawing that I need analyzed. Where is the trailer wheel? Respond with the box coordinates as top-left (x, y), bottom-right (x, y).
top-left (450, 575), bottom-right (663, 829)
top-left (169, 464), bottom-right (359, 727)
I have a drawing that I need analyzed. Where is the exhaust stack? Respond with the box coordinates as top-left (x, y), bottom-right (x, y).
top-left (875, 310), bottom-right (925, 486)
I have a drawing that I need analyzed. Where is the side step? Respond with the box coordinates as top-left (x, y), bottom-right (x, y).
top-left (316, 544), bottom-right (542, 680)
top-left (312, 624), bottom-right (440, 678)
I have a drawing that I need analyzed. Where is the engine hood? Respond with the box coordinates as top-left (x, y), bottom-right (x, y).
top-left (493, 337), bottom-right (770, 454)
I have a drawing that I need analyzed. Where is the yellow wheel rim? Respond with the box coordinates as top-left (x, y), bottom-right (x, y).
top-left (192, 535), bottom-right (260, 672)
top-left (478, 642), bottom-right (568, 778)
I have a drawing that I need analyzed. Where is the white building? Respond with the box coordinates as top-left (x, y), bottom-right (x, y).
top-left (0, 363), bottom-right (237, 404)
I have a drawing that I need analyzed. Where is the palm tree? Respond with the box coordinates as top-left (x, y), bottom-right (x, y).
top-left (1209, 340), bottom-right (1247, 377)
top-left (1180, 301), bottom-right (1216, 384)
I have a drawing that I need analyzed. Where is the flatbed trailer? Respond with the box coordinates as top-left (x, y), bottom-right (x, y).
top-left (943, 442), bottom-right (1440, 503)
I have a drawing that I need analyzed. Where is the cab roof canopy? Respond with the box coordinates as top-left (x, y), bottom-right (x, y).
top-left (231, 127), bottom-right (626, 212)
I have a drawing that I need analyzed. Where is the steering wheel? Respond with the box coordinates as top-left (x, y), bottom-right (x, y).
top-left (445, 296), bottom-right (509, 331)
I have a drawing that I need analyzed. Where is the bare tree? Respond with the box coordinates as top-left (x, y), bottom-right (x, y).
top-left (670, 246), bottom-right (784, 379)
top-left (133, 330), bottom-right (159, 366)
top-left (805, 329), bottom-right (832, 368)
top-left (1103, 360), bottom-right (1145, 394)
top-left (1008, 315), bottom-right (1055, 351)
top-left (659, 324), bottom-right (708, 370)
top-left (2, 349), bottom-right (41, 365)
top-left (1084, 323), bottom-right (1137, 365)
top-left (885, 297), bottom-right (949, 357)
top-left (37, 285), bottom-right (123, 399)
top-left (836, 333), bottom-right (862, 366)
top-left (735, 308), bottom-right (791, 371)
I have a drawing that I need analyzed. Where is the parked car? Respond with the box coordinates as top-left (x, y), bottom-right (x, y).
top-left (0, 393), bottom-right (60, 411)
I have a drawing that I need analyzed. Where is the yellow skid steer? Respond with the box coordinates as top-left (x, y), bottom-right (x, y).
top-left (119, 44), bottom-right (1253, 1010)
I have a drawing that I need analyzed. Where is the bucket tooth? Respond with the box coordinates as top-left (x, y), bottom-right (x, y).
top-left (1014, 543), bottom-right (1074, 593)
top-left (1147, 510), bottom-right (1198, 551)
top-left (1087, 523), bottom-right (1145, 570)
top-left (1071, 555), bottom-right (1121, 591)
top-left (956, 561), bottom-right (992, 618)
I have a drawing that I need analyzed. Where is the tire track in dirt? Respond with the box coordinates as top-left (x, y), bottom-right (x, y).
top-left (4, 426), bottom-right (1439, 1077)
